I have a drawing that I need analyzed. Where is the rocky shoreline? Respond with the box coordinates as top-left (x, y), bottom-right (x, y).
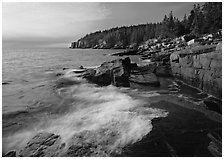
top-left (170, 43), bottom-right (222, 99)
top-left (70, 33), bottom-right (222, 100)
top-left (3, 36), bottom-right (222, 157)
top-left (4, 94), bottom-right (221, 157)
top-left (110, 42), bottom-right (222, 100)
top-left (4, 48), bottom-right (222, 156)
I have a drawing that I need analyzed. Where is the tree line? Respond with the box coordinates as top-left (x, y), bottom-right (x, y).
top-left (75, 2), bottom-right (222, 48)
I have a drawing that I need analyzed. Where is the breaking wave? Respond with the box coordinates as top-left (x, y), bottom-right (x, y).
top-left (3, 78), bottom-right (169, 156)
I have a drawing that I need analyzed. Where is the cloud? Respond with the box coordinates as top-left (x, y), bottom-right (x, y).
top-left (2, 3), bottom-right (111, 40)
top-left (2, 2), bottom-right (200, 48)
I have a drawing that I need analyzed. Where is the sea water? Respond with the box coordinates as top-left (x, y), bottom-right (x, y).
top-left (2, 48), bottom-right (169, 155)
top-left (2, 47), bottom-right (215, 156)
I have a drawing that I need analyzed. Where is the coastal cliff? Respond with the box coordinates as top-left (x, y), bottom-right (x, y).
top-left (170, 43), bottom-right (222, 99)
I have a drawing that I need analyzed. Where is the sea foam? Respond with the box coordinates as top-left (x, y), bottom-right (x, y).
top-left (3, 82), bottom-right (169, 156)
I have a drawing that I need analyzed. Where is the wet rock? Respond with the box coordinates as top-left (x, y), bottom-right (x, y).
top-left (62, 67), bottom-right (69, 70)
top-left (203, 98), bottom-right (222, 114)
top-left (132, 63), bottom-right (157, 73)
top-left (111, 49), bottom-right (138, 56)
top-left (55, 78), bottom-right (82, 88)
top-left (130, 63), bottom-right (138, 69)
top-left (154, 64), bottom-right (172, 77)
top-left (19, 132), bottom-right (64, 157)
top-left (72, 69), bottom-right (87, 73)
top-left (64, 129), bottom-right (116, 157)
top-left (56, 73), bottom-right (63, 76)
top-left (170, 44), bottom-right (222, 99)
top-left (130, 72), bottom-right (160, 86)
top-left (82, 57), bottom-right (131, 87)
top-left (152, 53), bottom-right (171, 63)
top-left (2, 81), bottom-right (11, 85)
top-left (66, 143), bottom-right (93, 157)
top-left (207, 132), bottom-right (222, 157)
top-left (4, 150), bottom-right (16, 157)
top-left (79, 65), bottom-right (84, 69)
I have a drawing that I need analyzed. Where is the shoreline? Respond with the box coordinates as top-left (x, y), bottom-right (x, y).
top-left (140, 94), bottom-right (221, 123)
top-left (122, 100), bottom-right (221, 157)
top-left (2, 49), bottom-right (222, 157)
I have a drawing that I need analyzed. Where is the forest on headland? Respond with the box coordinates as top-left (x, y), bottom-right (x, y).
top-left (70, 2), bottom-right (222, 49)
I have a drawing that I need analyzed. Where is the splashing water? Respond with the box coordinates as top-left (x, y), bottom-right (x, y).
top-left (3, 81), bottom-right (168, 156)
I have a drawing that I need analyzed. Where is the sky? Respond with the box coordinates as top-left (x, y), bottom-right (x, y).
top-left (2, 2), bottom-right (203, 48)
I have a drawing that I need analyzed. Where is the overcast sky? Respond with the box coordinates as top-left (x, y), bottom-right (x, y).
top-left (3, 2), bottom-right (202, 48)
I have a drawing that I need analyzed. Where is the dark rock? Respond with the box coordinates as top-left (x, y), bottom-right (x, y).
top-left (2, 81), bottom-right (12, 85)
top-left (82, 57), bottom-right (131, 87)
top-left (111, 49), bottom-right (138, 56)
top-left (129, 72), bottom-right (160, 86)
top-left (70, 42), bottom-right (77, 49)
top-left (152, 53), bottom-right (171, 63)
top-left (66, 144), bottom-right (93, 157)
top-left (207, 132), bottom-right (222, 157)
top-left (131, 63), bottom-right (157, 73)
top-left (55, 78), bottom-right (82, 88)
top-left (56, 73), bottom-right (63, 76)
top-left (72, 69), bottom-right (87, 73)
top-left (79, 65), bottom-right (84, 69)
top-left (154, 64), bottom-right (172, 77)
top-left (2, 82), bottom-right (10, 85)
top-left (64, 129), bottom-right (116, 157)
top-left (203, 98), bottom-right (222, 114)
top-left (19, 132), bottom-right (63, 157)
top-left (4, 150), bottom-right (16, 157)
top-left (130, 63), bottom-right (138, 69)
top-left (183, 34), bottom-right (197, 42)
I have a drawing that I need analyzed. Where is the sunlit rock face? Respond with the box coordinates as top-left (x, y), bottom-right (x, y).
top-left (170, 43), bottom-right (222, 99)
top-left (81, 57), bottom-right (131, 87)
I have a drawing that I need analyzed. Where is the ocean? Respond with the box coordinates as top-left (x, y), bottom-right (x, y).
top-left (2, 48), bottom-right (221, 156)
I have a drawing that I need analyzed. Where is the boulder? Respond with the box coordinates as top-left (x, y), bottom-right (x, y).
top-left (2, 82), bottom-right (11, 85)
top-left (130, 63), bottom-right (138, 69)
top-left (203, 98), bottom-right (222, 114)
top-left (129, 72), bottom-right (160, 86)
top-left (154, 64), bottom-right (173, 77)
top-left (131, 63), bottom-right (157, 73)
top-left (152, 53), bottom-right (171, 63)
top-left (56, 73), bottom-right (63, 76)
top-left (4, 150), bottom-right (16, 157)
top-left (82, 57), bottom-right (131, 87)
top-left (64, 130), bottom-right (109, 157)
top-left (207, 132), bottom-right (222, 157)
top-left (19, 132), bottom-right (64, 157)
top-left (63, 67), bottom-right (69, 70)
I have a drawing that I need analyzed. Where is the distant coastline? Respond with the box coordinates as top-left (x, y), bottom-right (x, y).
top-left (3, 2), bottom-right (222, 157)
top-left (70, 3), bottom-right (221, 50)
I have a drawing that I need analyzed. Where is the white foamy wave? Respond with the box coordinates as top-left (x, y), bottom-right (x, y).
top-left (46, 84), bottom-right (168, 154)
top-left (3, 83), bottom-right (168, 155)
top-left (63, 69), bottom-right (86, 80)
top-left (137, 91), bottom-right (161, 97)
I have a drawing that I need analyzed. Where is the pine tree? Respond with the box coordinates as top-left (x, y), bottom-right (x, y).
top-left (73, 2), bottom-right (222, 49)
